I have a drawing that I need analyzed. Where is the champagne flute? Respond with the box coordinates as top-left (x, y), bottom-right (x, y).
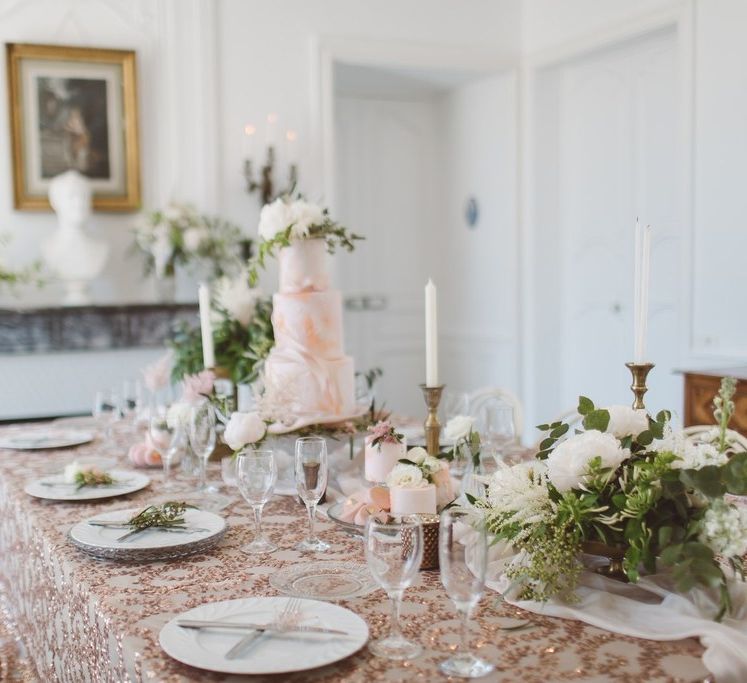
top-left (236, 449), bottom-right (277, 554)
top-left (188, 400), bottom-right (217, 494)
top-left (294, 436), bottom-right (329, 552)
top-left (93, 389), bottom-right (123, 456)
top-left (438, 508), bottom-right (493, 678)
top-left (149, 411), bottom-right (182, 491)
top-left (365, 516), bottom-right (423, 660)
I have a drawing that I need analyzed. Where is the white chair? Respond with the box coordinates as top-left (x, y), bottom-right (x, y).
top-left (683, 425), bottom-right (747, 453)
top-left (468, 387), bottom-right (524, 441)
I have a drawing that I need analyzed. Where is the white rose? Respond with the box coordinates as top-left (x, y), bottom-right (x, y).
top-left (224, 411), bottom-right (266, 450)
top-left (546, 430), bottom-right (630, 493)
top-left (166, 402), bottom-right (191, 429)
top-left (407, 446), bottom-right (428, 465)
top-left (288, 200), bottom-right (324, 239)
top-left (258, 198), bottom-right (292, 241)
top-left (64, 461), bottom-right (82, 483)
top-left (422, 454), bottom-right (444, 475)
top-left (444, 415), bottom-right (474, 443)
top-left (605, 405), bottom-right (649, 438)
top-left (386, 463), bottom-right (424, 489)
top-left (215, 274), bottom-right (261, 326)
top-left (183, 227), bottom-right (207, 252)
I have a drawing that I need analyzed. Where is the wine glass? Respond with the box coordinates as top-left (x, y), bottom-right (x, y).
top-left (149, 411), bottom-right (182, 491)
top-left (474, 398), bottom-right (515, 460)
top-left (365, 516), bottom-right (424, 660)
top-left (188, 400), bottom-right (217, 494)
top-left (236, 449), bottom-right (277, 554)
top-left (93, 390), bottom-right (123, 455)
top-left (294, 436), bottom-right (329, 552)
top-left (438, 508), bottom-right (493, 678)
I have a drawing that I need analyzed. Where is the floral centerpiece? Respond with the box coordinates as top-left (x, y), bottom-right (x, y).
top-left (443, 415), bottom-right (482, 468)
top-left (248, 195), bottom-right (363, 285)
top-left (168, 270), bottom-right (274, 385)
top-left (133, 203), bottom-right (245, 281)
top-left (468, 378), bottom-right (747, 619)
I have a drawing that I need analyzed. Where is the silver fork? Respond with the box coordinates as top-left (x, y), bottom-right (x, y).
top-left (225, 597), bottom-right (302, 660)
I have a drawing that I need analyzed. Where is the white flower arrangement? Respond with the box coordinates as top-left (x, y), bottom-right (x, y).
top-left (249, 195), bottom-right (362, 286)
top-left (444, 414), bottom-right (481, 467)
top-left (133, 203), bottom-right (244, 280)
top-left (387, 446), bottom-right (455, 508)
top-left (467, 379), bottom-right (747, 619)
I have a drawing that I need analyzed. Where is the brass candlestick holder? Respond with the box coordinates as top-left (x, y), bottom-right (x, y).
top-left (420, 384), bottom-right (445, 455)
top-left (625, 362), bottom-right (654, 410)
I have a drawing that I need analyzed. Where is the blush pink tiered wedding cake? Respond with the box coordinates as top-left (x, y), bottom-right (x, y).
top-left (263, 238), bottom-right (362, 431)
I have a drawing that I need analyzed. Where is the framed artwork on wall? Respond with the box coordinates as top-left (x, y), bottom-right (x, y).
top-left (6, 43), bottom-right (140, 211)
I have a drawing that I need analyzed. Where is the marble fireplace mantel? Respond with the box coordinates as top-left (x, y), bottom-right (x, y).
top-left (0, 303), bottom-right (198, 354)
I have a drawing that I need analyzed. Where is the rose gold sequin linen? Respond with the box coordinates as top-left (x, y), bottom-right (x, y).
top-left (0, 425), bottom-right (709, 682)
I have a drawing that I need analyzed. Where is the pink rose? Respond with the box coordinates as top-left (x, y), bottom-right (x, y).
top-left (432, 467), bottom-right (455, 508)
top-left (181, 369), bottom-right (215, 404)
top-left (128, 440), bottom-right (161, 468)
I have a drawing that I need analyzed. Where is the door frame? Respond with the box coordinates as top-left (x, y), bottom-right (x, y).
top-left (518, 1), bottom-right (695, 432)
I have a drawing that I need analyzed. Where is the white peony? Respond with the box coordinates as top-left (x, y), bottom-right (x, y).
top-left (258, 198), bottom-right (292, 241)
top-left (605, 405), bottom-right (649, 438)
top-left (546, 430), bottom-right (630, 493)
top-left (422, 454), bottom-right (445, 475)
top-left (166, 402), bottom-right (191, 429)
top-left (445, 415), bottom-right (474, 443)
top-left (64, 461), bottom-right (82, 483)
top-left (407, 446), bottom-right (428, 465)
top-left (183, 226), bottom-right (207, 252)
top-left (224, 411), bottom-right (266, 450)
top-left (215, 274), bottom-right (261, 326)
top-left (288, 200), bottom-right (324, 239)
top-left (653, 424), bottom-right (729, 470)
top-left (387, 463), bottom-right (425, 489)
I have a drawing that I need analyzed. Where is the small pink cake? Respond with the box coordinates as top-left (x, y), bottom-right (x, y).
top-left (389, 484), bottom-right (437, 516)
top-left (365, 437), bottom-right (407, 483)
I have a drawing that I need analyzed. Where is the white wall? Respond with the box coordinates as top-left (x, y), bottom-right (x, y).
top-left (0, 0), bottom-right (220, 308)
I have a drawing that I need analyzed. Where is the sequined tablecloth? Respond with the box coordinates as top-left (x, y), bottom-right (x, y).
top-left (0, 425), bottom-right (709, 682)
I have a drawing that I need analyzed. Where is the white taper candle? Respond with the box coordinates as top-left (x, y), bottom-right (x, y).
top-left (425, 279), bottom-right (438, 387)
top-left (198, 283), bottom-right (216, 369)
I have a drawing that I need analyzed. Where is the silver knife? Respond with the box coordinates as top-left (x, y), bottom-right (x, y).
top-left (176, 620), bottom-right (349, 635)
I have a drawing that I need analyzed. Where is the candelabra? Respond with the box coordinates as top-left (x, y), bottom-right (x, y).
top-left (243, 146), bottom-right (297, 206)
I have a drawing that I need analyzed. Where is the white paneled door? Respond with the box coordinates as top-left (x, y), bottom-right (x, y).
top-left (533, 27), bottom-right (683, 420)
top-left (334, 96), bottom-right (440, 416)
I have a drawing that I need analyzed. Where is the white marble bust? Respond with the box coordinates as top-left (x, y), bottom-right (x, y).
top-left (43, 170), bottom-right (109, 305)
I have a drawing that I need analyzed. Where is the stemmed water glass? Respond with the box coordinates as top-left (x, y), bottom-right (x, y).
top-left (188, 400), bottom-right (217, 495)
top-left (236, 449), bottom-right (277, 554)
top-left (294, 436), bottom-right (329, 552)
top-left (438, 508), bottom-right (494, 678)
top-left (365, 516), bottom-right (424, 660)
top-left (149, 411), bottom-right (183, 491)
top-left (475, 399), bottom-right (515, 462)
top-left (93, 390), bottom-right (123, 455)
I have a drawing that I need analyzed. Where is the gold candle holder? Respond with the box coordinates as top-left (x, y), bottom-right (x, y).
top-left (420, 384), bottom-right (445, 456)
top-left (625, 362), bottom-right (654, 410)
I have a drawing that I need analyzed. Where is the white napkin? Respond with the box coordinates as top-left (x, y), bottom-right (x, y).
top-left (486, 548), bottom-right (747, 683)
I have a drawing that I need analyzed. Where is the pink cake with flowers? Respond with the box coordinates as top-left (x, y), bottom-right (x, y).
top-left (262, 239), bottom-right (362, 430)
top-left (386, 447), bottom-right (454, 516)
top-left (365, 421), bottom-right (407, 483)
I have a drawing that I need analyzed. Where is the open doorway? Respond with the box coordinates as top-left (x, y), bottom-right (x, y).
top-left (328, 59), bottom-right (519, 417)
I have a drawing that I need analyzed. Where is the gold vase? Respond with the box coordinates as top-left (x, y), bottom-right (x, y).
top-left (581, 541), bottom-right (628, 582)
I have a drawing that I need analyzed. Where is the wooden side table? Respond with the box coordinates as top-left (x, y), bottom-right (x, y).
top-left (679, 368), bottom-right (747, 437)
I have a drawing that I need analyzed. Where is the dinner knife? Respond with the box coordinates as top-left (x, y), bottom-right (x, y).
top-left (176, 620), bottom-right (349, 636)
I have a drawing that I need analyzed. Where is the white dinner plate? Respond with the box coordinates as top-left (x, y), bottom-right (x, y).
top-left (159, 596), bottom-right (369, 675)
top-left (0, 427), bottom-right (94, 450)
top-left (70, 507), bottom-right (226, 550)
top-left (24, 469), bottom-right (150, 501)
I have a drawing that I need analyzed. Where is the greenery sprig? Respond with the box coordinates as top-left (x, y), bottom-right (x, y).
top-left (74, 469), bottom-right (114, 491)
top-left (126, 501), bottom-right (196, 531)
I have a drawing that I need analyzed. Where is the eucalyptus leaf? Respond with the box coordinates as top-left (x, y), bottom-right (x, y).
top-left (578, 396), bottom-right (594, 416)
top-left (582, 409), bottom-right (610, 432)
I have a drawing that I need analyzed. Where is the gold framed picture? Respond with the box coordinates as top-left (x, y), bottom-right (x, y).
top-left (6, 43), bottom-right (140, 211)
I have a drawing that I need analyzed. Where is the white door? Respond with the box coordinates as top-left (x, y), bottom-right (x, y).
top-left (533, 27), bottom-right (683, 420)
top-left (334, 96), bottom-right (440, 416)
